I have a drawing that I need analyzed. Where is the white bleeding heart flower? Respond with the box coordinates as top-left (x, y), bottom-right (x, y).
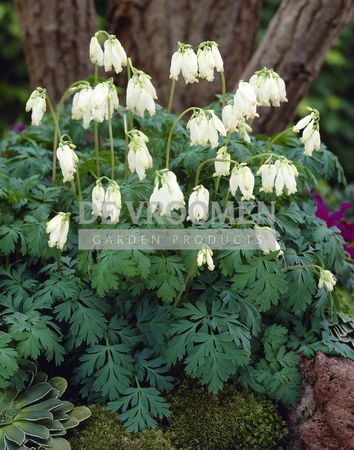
top-left (56, 142), bottom-right (79, 183)
top-left (187, 185), bottom-right (210, 223)
top-left (149, 171), bottom-right (185, 217)
top-left (46, 212), bottom-right (70, 250)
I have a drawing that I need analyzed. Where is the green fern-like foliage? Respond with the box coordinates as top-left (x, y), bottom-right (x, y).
top-left (67, 404), bottom-right (176, 450)
top-left (166, 378), bottom-right (287, 450)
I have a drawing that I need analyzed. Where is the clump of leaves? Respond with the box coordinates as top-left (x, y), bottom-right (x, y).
top-left (0, 362), bottom-right (90, 450)
top-left (165, 377), bottom-right (287, 450)
top-left (1, 29), bottom-right (354, 433)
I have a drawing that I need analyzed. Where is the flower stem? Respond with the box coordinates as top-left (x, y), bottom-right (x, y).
top-left (56, 249), bottom-right (62, 272)
top-left (94, 64), bottom-right (100, 178)
top-left (70, 179), bottom-right (77, 197)
top-left (126, 60), bottom-right (134, 131)
top-left (264, 127), bottom-right (294, 153)
top-left (220, 72), bottom-right (226, 109)
top-left (286, 264), bottom-right (322, 271)
top-left (46, 94), bottom-right (62, 186)
top-left (107, 100), bottom-right (115, 180)
top-left (167, 79), bottom-right (176, 114)
top-left (242, 152), bottom-right (278, 165)
top-left (173, 256), bottom-right (199, 307)
top-left (194, 157), bottom-right (237, 187)
top-left (52, 80), bottom-right (91, 184)
top-left (166, 106), bottom-right (198, 169)
top-left (123, 115), bottom-right (129, 178)
top-left (213, 175), bottom-right (221, 201)
top-left (222, 190), bottom-right (230, 213)
top-left (76, 168), bottom-right (83, 202)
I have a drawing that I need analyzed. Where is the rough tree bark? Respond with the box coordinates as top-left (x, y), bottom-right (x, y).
top-left (14, 0), bottom-right (354, 135)
top-left (14, 0), bottom-right (97, 105)
top-left (242, 0), bottom-right (354, 135)
top-left (107, 0), bottom-right (262, 112)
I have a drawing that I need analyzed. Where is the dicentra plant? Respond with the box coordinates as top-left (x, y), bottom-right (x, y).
top-left (0, 31), bottom-right (353, 433)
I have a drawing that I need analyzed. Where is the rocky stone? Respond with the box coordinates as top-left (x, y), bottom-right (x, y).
top-left (282, 352), bottom-right (354, 450)
top-left (281, 356), bottom-right (316, 450)
top-left (299, 352), bottom-right (354, 450)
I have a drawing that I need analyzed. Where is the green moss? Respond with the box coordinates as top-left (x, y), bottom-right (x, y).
top-left (165, 379), bottom-right (287, 450)
top-left (68, 381), bottom-right (286, 450)
top-left (67, 404), bottom-right (176, 450)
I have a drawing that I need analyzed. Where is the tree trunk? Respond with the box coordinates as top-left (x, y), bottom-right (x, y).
top-left (14, 0), bottom-right (97, 105)
top-left (241, 0), bottom-right (354, 135)
top-left (107, 0), bottom-right (262, 112)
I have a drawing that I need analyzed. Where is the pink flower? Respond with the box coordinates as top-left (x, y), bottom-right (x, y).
top-left (313, 194), bottom-right (354, 258)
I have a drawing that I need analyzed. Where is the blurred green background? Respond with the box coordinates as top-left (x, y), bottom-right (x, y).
top-left (1, 0), bottom-right (354, 180)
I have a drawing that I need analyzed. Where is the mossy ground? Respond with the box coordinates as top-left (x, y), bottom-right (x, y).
top-left (68, 379), bottom-right (287, 450)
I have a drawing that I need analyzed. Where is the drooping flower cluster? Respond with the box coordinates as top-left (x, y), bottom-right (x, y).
top-left (187, 185), bottom-right (210, 223)
top-left (170, 41), bottom-right (223, 84)
top-left (293, 108), bottom-right (321, 157)
top-left (257, 159), bottom-right (298, 196)
top-left (25, 88), bottom-right (47, 126)
top-left (90, 34), bottom-right (127, 73)
top-left (229, 164), bottom-right (255, 201)
top-left (187, 110), bottom-right (226, 148)
top-left (197, 41), bottom-right (224, 82)
top-left (249, 68), bottom-right (288, 107)
top-left (56, 142), bottom-right (79, 183)
top-left (71, 82), bottom-right (119, 128)
top-left (318, 268), bottom-right (336, 292)
top-left (149, 171), bottom-right (185, 217)
top-left (92, 179), bottom-right (122, 223)
top-left (46, 212), bottom-right (70, 250)
top-left (197, 245), bottom-right (215, 271)
top-left (222, 69), bottom-right (287, 142)
top-left (222, 81), bottom-right (258, 137)
top-left (127, 130), bottom-right (153, 181)
top-left (170, 46), bottom-right (198, 84)
top-left (126, 72), bottom-right (157, 117)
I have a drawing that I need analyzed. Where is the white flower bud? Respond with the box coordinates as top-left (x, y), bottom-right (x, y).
top-left (56, 143), bottom-right (79, 183)
top-left (249, 69), bottom-right (287, 107)
top-left (211, 44), bottom-right (224, 72)
top-left (187, 185), bottom-right (210, 223)
top-left (229, 165), bottom-right (255, 201)
top-left (26, 89), bottom-right (46, 126)
top-left (90, 36), bottom-right (104, 66)
top-left (46, 212), bottom-right (70, 250)
top-left (92, 184), bottom-right (105, 217)
top-left (222, 103), bottom-right (239, 132)
top-left (126, 73), bottom-right (157, 118)
top-left (257, 163), bottom-right (277, 193)
top-left (31, 97), bottom-right (46, 126)
top-left (197, 246), bottom-right (215, 271)
top-left (128, 130), bottom-right (153, 180)
top-left (293, 113), bottom-right (314, 133)
top-left (318, 269), bottom-right (336, 291)
top-left (293, 109), bottom-right (321, 157)
top-left (234, 81), bottom-right (258, 120)
top-left (181, 48), bottom-right (199, 84)
top-left (198, 47), bottom-right (215, 82)
top-left (170, 52), bottom-right (183, 81)
top-left (213, 146), bottom-right (231, 177)
top-left (149, 171), bottom-right (185, 217)
top-left (274, 160), bottom-right (298, 196)
top-left (103, 181), bottom-right (122, 223)
top-left (256, 226), bottom-right (284, 256)
top-left (103, 37), bottom-right (127, 73)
